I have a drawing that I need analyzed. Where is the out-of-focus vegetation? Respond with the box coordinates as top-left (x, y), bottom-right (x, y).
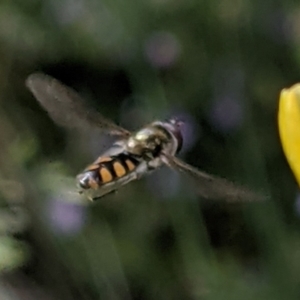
top-left (0, 0), bottom-right (300, 299)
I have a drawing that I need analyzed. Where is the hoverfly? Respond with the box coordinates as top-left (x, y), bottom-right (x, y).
top-left (26, 73), bottom-right (263, 202)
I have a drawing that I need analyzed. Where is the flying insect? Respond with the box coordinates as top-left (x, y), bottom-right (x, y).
top-left (26, 73), bottom-right (263, 202)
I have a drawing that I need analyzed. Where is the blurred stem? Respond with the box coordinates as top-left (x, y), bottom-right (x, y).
top-left (126, 60), bottom-right (169, 117)
top-left (78, 219), bottom-right (132, 300)
top-left (166, 199), bottom-right (219, 295)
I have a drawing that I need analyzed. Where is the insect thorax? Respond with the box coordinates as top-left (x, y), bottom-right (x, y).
top-left (125, 121), bottom-right (180, 158)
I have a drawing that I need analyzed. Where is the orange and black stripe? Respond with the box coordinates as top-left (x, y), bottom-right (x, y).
top-left (84, 153), bottom-right (140, 186)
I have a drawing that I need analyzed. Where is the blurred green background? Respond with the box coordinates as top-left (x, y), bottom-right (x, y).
top-left (0, 0), bottom-right (300, 299)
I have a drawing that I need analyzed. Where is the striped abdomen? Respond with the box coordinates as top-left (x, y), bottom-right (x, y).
top-left (77, 153), bottom-right (140, 190)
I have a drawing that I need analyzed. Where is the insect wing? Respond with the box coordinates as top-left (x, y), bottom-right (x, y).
top-left (26, 73), bottom-right (130, 137)
top-left (162, 153), bottom-right (266, 202)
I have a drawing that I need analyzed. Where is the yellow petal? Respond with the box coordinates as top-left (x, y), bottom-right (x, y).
top-left (278, 84), bottom-right (300, 186)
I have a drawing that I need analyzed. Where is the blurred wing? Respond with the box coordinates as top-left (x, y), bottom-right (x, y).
top-left (162, 153), bottom-right (266, 202)
top-left (26, 73), bottom-right (130, 137)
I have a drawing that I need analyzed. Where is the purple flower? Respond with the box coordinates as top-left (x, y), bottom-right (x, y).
top-left (46, 197), bottom-right (88, 236)
top-left (208, 63), bottom-right (245, 132)
top-left (294, 192), bottom-right (300, 217)
top-left (144, 31), bottom-right (181, 68)
top-left (208, 95), bottom-right (244, 132)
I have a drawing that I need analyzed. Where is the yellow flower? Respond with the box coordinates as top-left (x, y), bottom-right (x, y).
top-left (278, 84), bottom-right (300, 186)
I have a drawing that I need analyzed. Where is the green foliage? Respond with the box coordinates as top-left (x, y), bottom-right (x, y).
top-left (0, 0), bottom-right (299, 299)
